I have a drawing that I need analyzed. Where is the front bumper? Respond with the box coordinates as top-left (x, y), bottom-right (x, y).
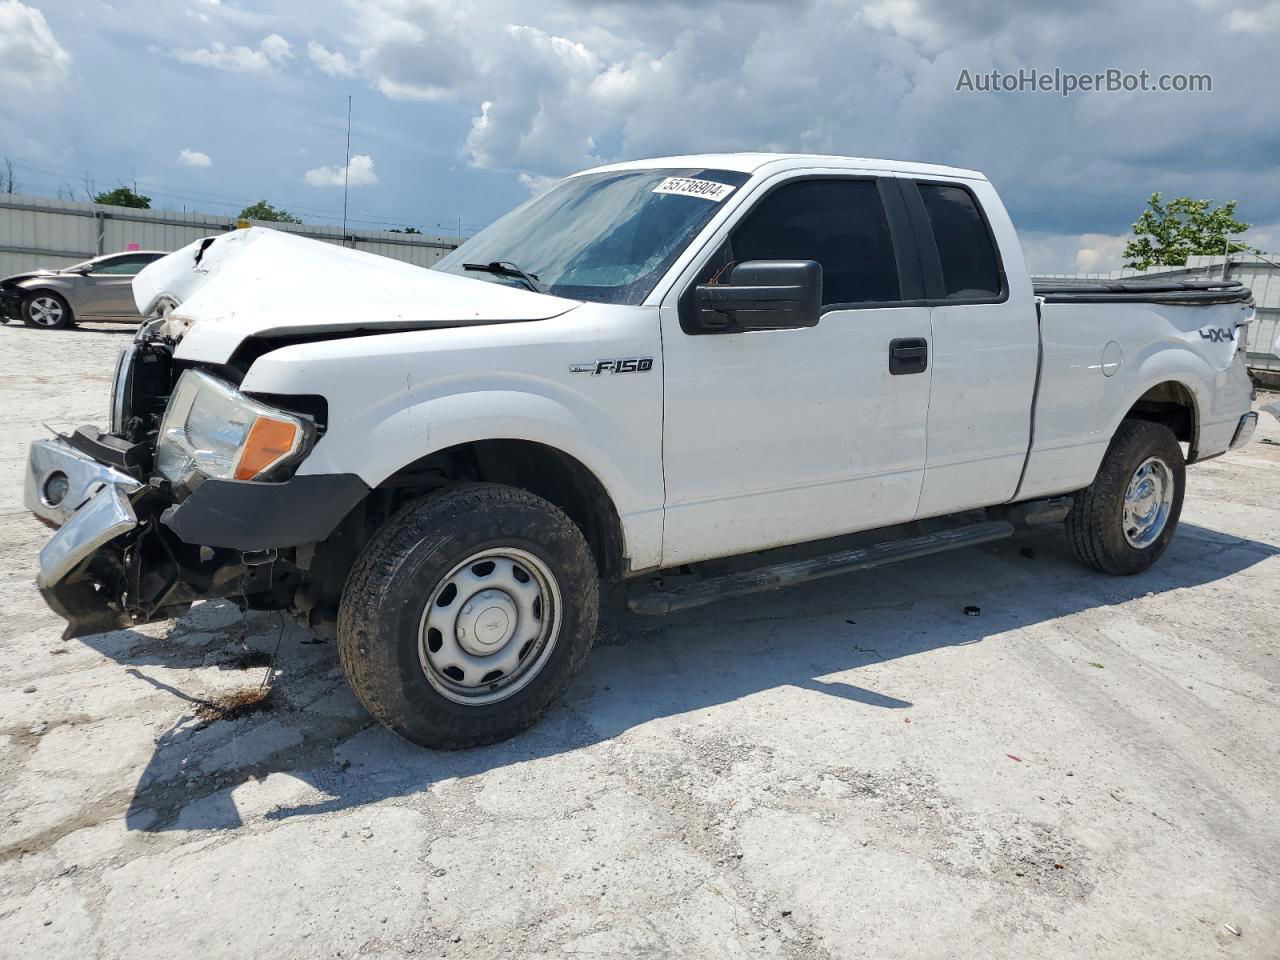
top-left (26, 436), bottom-right (142, 527)
top-left (0, 287), bottom-right (22, 321)
top-left (26, 437), bottom-right (147, 638)
top-left (26, 430), bottom-right (369, 639)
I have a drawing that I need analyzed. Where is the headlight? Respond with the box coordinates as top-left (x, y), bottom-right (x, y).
top-left (156, 370), bottom-right (310, 488)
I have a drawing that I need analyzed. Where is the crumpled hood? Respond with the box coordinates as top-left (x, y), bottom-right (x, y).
top-left (133, 227), bottom-right (581, 364)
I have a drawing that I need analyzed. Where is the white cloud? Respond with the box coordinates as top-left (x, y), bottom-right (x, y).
top-left (1018, 230), bottom-right (1134, 274)
top-left (303, 154), bottom-right (378, 187)
top-left (178, 148), bottom-right (212, 167)
top-left (171, 34), bottom-right (292, 72)
top-left (0, 0), bottom-right (72, 100)
top-left (260, 33), bottom-right (293, 63)
top-left (307, 40), bottom-right (356, 78)
top-left (1072, 233), bottom-right (1132, 272)
top-left (861, 0), bottom-right (946, 47)
top-left (1227, 2), bottom-right (1280, 30)
top-left (517, 171), bottom-right (558, 194)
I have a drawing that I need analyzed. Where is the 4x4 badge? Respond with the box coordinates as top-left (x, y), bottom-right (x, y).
top-left (570, 358), bottom-right (654, 375)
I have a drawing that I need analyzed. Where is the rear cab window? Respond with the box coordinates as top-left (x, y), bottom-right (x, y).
top-left (909, 181), bottom-right (1006, 301)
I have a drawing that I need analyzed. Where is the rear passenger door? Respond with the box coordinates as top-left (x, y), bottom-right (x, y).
top-left (659, 175), bottom-right (934, 565)
top-left (899, 179), bottom-right (1039, 516)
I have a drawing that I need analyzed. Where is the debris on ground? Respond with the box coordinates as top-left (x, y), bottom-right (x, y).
top-left (230, 649), bottom-right (274, 670)
top-left (193, 687), bottom-right (274, 727)
top-left (964, 606), bottom-right (981, 616)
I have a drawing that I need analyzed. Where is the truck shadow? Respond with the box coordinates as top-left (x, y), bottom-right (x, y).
top-left (83, 521), bottom-right (1276, 833)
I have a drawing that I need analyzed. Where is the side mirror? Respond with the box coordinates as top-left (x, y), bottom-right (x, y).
top-left (695, 260), bottom-right (822, 332)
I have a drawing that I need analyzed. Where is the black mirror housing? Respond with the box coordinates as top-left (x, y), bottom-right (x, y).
top-left (694, 260), bottom-right (822, 332)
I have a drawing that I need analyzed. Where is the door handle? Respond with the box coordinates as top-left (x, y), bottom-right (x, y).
top-left (889, 338), bottom-right (928, 375)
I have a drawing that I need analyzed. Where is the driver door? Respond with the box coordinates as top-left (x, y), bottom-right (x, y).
top-left (659, 174), bottom-right (933, 566)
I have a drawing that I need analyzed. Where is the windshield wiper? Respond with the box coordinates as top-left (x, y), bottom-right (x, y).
top-left (463, 260), bottom-right (545, 293)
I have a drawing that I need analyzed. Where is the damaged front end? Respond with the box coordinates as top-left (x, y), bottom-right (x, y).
top-left (28, 426), bottom-right (279, 639)
top-left (27, 323), bottom-right (367, 640)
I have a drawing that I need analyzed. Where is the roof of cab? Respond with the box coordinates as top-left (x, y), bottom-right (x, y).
top-left (576, 153), bottom-right (987, 182)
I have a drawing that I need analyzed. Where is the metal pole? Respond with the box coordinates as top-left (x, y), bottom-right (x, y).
top-left (342, 94), bottom-right (352, 247)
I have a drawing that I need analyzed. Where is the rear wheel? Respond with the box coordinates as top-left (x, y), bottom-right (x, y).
top-left (1066, 419), bottom-right (1185, 575)
top-left (22, 291), bottom-right (75, 329)
top-left (338, 483), bottom-right (598, 749)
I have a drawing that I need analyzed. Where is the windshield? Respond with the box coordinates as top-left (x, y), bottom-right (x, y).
top-left (434, 168), bottom-right (750, 305)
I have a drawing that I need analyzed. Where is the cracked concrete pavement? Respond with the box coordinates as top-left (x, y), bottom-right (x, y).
top-left (1, 321), bottom-right (1278, 958)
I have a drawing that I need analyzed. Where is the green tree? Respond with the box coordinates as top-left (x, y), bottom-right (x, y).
top-left (389, 226), bottom-right (422, 234)
top-left (94, 186), bottom-right (151, 208)
top-left (238, 200), bottom-right (301, 223)
top-left (1123, 193), bottom-right (1256, 269)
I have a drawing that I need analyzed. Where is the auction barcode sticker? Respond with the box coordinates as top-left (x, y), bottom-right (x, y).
top-left (652, 177), bottom-right (736, 201)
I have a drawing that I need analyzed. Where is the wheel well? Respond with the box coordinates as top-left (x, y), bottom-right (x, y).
top-left (19, 287), bottom-right (71, 313)
top-left (1125, 381), bottom-right (1197, 455)
top-left (377, 439), bottom-right (626, 580)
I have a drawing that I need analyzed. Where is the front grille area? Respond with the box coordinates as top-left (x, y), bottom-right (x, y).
top-left (109, 340), bottom-right (176, 444)
top-left (109, 343), bottom-right (137, 435)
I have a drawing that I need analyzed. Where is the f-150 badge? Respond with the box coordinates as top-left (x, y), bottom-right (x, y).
top-left (571, 358), bottom-right (654, 375)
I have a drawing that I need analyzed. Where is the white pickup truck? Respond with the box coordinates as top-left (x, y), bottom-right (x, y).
top-left (25, 153), bottom-right (1259, 748)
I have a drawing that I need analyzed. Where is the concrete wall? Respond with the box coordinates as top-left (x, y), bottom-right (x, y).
top-left (0, 193), bottom-right (460, 277)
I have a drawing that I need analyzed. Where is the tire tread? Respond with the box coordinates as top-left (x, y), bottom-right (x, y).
top-left (1065, 419), bottom-right (1185, 575)
top-left (338, 483), bottom-right (597, 749)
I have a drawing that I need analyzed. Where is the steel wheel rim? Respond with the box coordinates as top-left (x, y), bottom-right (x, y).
top-left (418, 546), bottom-right (561, 705)
top-left (1122, 456), bottom-right (1173, 548)
top-left (28, 296), bottom-right (64, 326)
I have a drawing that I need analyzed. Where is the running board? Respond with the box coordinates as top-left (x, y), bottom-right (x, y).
top-left (627, 520), bottom-right (1015, 616)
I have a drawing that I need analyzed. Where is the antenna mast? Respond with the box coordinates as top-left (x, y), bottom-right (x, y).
top-left (342, 94), bottom-right (352, 246)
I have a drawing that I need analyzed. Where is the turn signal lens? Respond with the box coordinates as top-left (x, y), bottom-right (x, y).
top-left (156, 371), bottom-right (312, 488)
top-left (235, 417), bottom-right (302, 480)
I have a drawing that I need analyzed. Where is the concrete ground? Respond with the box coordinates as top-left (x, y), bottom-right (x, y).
top-left (1, 320), bottom-right (1278, 960)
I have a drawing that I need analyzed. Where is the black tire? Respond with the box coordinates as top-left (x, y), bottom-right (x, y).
top-left (338, 483), bottom-right (599, 749)
top-left (1065, 419), bottom-right (1185, 575)
top-left (21, 290), bottom-right (75, 330)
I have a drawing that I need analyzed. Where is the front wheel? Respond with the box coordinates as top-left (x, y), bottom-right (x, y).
top-left (338, 483), bottom-right (599, 749)
top-left (1065, 419), bottom-right (1186, 575)
top-left (21, 291), bottom-right (75, 329)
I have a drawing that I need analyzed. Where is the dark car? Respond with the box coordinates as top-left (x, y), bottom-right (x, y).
top-left (0, 250), bottom-right (167, 329)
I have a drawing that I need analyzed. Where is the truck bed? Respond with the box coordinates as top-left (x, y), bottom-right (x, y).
top-left (1032, 277), bottom-right (1253, 306)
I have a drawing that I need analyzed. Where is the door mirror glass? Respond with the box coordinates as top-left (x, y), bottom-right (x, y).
top-left (694, 260), bottom-right (822, 332)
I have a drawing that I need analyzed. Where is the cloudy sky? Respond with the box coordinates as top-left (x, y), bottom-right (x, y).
top-left (2, 0), bottom-right (1278, 271)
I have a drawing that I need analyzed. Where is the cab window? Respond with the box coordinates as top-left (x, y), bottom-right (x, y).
top-left (729, 179), bottom-right (901, 306)
top-left (915, 183), bottom-right (1002, 299)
